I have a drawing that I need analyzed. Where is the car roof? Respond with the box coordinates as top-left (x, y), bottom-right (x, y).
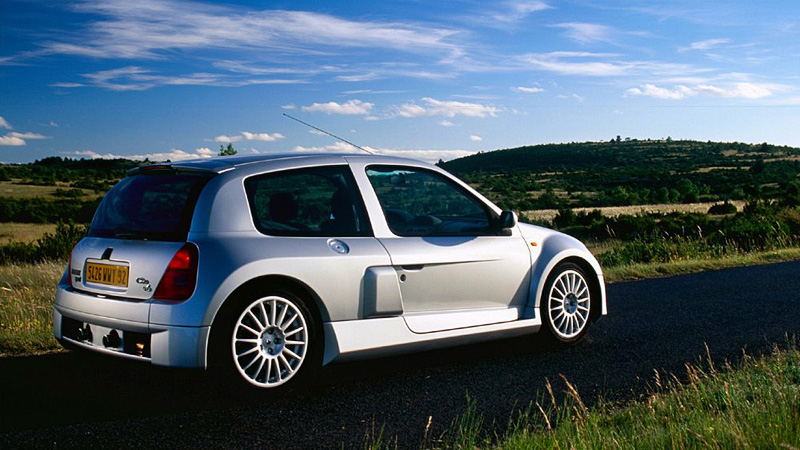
top-left (128, 153), bottom-right (435, 175)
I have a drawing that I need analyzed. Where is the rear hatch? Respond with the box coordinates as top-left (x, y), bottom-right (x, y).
top-left (70, 171), bottom-right (211, 300)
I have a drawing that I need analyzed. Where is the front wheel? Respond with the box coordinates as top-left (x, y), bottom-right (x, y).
top-left (541, 263), bottom-right (592, 344)
top-left (216, 290), bottom-right (319, 389)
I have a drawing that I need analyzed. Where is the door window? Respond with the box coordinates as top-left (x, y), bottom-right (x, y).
top-left (365, 165), bottom-right (495, 236)
top-left (245, 165), bottom-right (371, 237)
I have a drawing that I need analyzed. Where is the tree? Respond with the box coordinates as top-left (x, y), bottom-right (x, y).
top-left (219, 143), bottom-right (237, 156)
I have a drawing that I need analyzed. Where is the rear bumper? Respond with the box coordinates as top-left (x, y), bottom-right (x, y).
top-left (54, 286), bottom-right (209, 368)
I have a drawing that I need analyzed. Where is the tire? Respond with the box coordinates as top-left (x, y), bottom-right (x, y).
top-left (540, 262), bottom-right (592, 344)
top-left (212, 289), bottom-right (320, 390)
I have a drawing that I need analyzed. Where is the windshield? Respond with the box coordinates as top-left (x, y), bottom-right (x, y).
top-left (88, 173), bottom-right (210, 241)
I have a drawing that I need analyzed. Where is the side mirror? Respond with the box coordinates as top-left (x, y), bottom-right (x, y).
top-left (499, 210), bottom-right (517, 230)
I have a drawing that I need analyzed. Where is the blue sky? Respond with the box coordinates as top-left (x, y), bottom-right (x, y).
top-left (1, 0), bottom-right (799, 163)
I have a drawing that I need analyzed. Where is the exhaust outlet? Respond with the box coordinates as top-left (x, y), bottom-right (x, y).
top-left (102, 330), bottom-right (121, 348)
top-left (76, 325), bottom-right (92, 342)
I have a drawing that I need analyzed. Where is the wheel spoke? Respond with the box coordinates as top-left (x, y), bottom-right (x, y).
top-left (241, 353), bottom-right (261, 371)
top-left (247, 310), bottom-right (264, 330)
top-left (284, 326), bottom-right (304, 338)
top-left (238, 323), bottom-right (260, 336)
top-left (281, 313), bottom-right (298, 330)
top-left (237, 346), bottom-right (259, 358)
top-left (232, 295), bottom-right (310, 388)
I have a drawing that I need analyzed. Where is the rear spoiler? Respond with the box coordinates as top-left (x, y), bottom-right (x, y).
top-left (127, 161), bottom-right (235, 176)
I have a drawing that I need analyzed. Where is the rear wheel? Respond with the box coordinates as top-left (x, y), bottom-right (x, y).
top-left (215, 289), bottom-right (319, 389)
top-left (541, 262), bottom-right (592, 344)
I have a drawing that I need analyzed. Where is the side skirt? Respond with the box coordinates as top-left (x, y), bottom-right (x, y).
top-left (322, 315), bottom-right (541, 365)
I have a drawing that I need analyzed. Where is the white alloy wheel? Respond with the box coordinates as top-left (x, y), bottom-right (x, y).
top-left (231, 295), bottom-right (309, 388)
top-left (546, 268), bottom-right (591, 341)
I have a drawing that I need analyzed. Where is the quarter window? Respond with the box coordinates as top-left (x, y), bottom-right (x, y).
top-left (366, 165), bottom-right (495, 236)
top-left (245, 166), bottom-right (370, 237)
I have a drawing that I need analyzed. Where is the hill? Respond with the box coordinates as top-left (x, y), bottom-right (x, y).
top-left (441, 139), bottom-right (800, 210)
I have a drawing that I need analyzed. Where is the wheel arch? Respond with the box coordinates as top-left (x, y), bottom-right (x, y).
top-left (529, 234), bottom-right (606, 321)
top-left (205, 274), bottom-right (328, 369)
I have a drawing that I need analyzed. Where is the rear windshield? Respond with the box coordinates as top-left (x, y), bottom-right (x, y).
top-left (88, 174), bottom-right (210, 241)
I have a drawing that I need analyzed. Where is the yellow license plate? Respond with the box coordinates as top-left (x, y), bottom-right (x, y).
top-left (85, 262), bottom-right (129, 287)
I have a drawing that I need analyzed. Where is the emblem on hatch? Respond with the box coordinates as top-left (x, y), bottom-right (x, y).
top-left (136, 277), bottom-right (153, 292)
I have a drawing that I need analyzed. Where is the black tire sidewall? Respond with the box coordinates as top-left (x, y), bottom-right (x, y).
top-left (540, 262), bottom-right (591, 344)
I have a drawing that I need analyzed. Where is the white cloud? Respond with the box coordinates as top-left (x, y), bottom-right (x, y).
top-left (626, 82), bottom-right (776, 100)
top-left (491, 1), bottom-right (551, 22)
top-left (302, 99), bottom-right (374, 115)
top-left (552, 23), bottom-right (615, 45)
top-left (34, 1), bottom-right (459, 61)
top-left (439, 120), bottom-right (455, 127)
top-left (292, 141), bottom-right (475, 163)
top-left (8, 132), bottom-right (50, 139)
top-left (282, 104), bottom-right (296, 110)
top-left (214, 131), bottom-right (285, 143)
top-left (0, 117), bottom-right (11, 129)
top-left (214, 134), bottom-right (243, 143)
top-left (66, 147), bottom-right (216, 161)
top-left (469, 134), bottom-right (483, 142)
top-left (393, 97), bottom-right (499, 118)
top-left (242, 131), bottom-right (285, 142)
top-left (0, 136), bottom-right (26, 146)
top-left (62, 66), bottom-right (309, 91)
top-left (519, 52), bottom-right (699, 77)
top-left (513, 86), bottom-right (545, 93)
top-left (681, 38), bottom-right (731, 52)
top-left (0, 130), bottom-right (51, 146)
top-left (336, 73), bottom-right (380, 82)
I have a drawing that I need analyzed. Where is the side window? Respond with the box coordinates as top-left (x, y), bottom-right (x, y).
top-left (245, 165), bottom-right (371, 237)
top-left (366, 165), bottom-right (495, 237)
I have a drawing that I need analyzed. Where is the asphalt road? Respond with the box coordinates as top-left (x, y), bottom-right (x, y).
top-left (2, 260), bottom-right (800, 449)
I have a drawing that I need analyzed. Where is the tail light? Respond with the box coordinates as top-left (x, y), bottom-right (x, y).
top-left (67, 242), bottom-right (80, 289)
top-left (154, 243), bottom-right (198, 301)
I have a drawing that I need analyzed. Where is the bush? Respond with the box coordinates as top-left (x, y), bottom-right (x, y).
top-left (708, 202), bottom-right (738, 215)
top-left (0, 222), bottom-right (86, 264)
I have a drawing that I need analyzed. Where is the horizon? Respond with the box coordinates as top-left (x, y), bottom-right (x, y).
top-left (2, 0), bottom-right (799, 164)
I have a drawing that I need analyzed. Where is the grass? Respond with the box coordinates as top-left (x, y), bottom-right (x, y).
top-left (0, 261), bottom-right (64, 356)
top-left (0, 222), bottom-right (57, 243)
top-left (0, 180), bottom-right (102, 200)
top-left (602, 247), bottom-right (800, 283)
top-left (365, 342), bottom-right (800, 450)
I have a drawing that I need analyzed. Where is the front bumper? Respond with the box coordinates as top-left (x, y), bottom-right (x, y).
top-left (53, 285), bottom-right (210, 368)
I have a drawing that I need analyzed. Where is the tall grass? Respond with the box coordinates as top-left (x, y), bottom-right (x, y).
top-left (364, 342), bottom-right (800, 450)
top-left (0, 261), bottom-right (64, 355)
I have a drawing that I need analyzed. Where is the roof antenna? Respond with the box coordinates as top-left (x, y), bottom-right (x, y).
top-left (283, 113), bottom-right (374, 155)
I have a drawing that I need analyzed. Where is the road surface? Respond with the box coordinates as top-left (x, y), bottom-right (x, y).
top-left (2, 260), bottom-right (799, 449)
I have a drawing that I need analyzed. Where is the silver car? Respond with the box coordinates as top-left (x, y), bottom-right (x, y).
top-left (54, 154), bottom-right (606, 389)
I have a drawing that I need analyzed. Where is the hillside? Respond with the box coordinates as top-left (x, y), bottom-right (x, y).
top-left (441, 139), bottom-right (800, 210)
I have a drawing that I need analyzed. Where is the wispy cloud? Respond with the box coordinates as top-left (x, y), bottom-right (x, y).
top-left (213, 131), bottom-right (285, 143)
top-left (302, 99), bottom-right (374, 115)
top-left (469, 134), bottom-right (483, 142)
top-left (626, 82), bottom-right (779, 100)
top-left (30, 0), bottom-right (459, 61)
top-left (0, 117), bottom-right (11, 129)
top-left (681, 38), bottom-right (732, 52)
top-left (519, 51), bottom-right (698, 77)
top-left (392, 97), bottom-right (499, 118)
top-left (66, 147), bottom-right (216, 161)
top-left (292, 141), bottom-right (475, 163)
top-left (551, 23), bottom-right (616, 45)
top-left (513, 86), bottom-right (545, 93)
top-left (53, 66), bottom-right (309, 91)
top-left (491, 1), bottom-right (552, 23)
